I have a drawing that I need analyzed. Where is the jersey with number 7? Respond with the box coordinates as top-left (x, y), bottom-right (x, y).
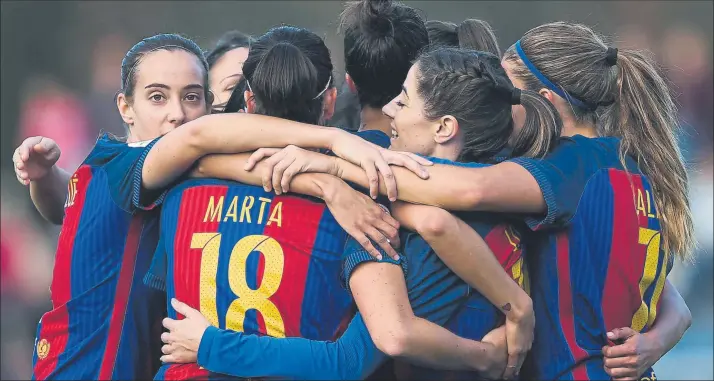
top-left (510, 135), bottom-right (673, 380)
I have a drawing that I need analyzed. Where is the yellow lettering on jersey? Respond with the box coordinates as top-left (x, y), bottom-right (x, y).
top-left (204, 196), bottom-right (224, 223)
top-left (240, 196), bottom-right (254, 223)
top-left (636, 189), bottom-right (647, 217)
top-left (64, 176), bottom-right (79, 208)
top-left (267, 202), bottom-right (283, 227)
top-left (223, 196), bottom-right (239, 222)
top-left (190, 233), bottom-right (221, 326)
top-left (645, 190), bottom-right (656, 218)
top-left (257, 197), bottom-right (272, 225)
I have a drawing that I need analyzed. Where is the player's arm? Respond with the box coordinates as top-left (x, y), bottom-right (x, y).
top-left (645, 280), bottom-right (692, 358)
top-left (13, 136), bottom-right (70, 224)
top-left (392, 202), bottom-right (532, 377)
top-left (139, 113), bottom-right (429, 196)
top-left (29, 166), bottom-right (72, 224)
top-left (346, 259), bottom-right (503, 373)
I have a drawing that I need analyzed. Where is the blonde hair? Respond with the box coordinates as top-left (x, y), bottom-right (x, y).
top-left (503, 22), bottom-right (694, 261)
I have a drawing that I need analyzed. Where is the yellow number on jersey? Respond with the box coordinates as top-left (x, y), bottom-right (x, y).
top-left (631, 227), bottom-right (667, 331)
top-left (190, 233), bottom-right (286, 337)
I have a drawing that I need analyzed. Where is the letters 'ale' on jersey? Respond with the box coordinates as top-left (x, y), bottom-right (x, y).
top-left (511, 136), bottom-right (671, 380)
top-left (32, 135), bottom-right (166, 380)
top-left (146, 131), bottom-right (390, 380)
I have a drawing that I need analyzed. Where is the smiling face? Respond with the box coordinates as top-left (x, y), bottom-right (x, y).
top-left (117, 49), bottom-right (209, 142)
top-left (209, 47), bottom-right (249, 111)
top-left (381, 64), bottom-right (441, 156)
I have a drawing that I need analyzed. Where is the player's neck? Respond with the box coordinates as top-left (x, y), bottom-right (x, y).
top-left (561, 118), bottom-right (597, 138)
top-left (358, 107), bottom-right (392, 136)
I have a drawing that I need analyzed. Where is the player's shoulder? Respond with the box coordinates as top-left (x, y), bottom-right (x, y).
top-left (424, 156), bottom-right (492, 168)
top-left (353, 130), bottom-right (390, 148)
top-left (83, 133), bottom-right (153, 166)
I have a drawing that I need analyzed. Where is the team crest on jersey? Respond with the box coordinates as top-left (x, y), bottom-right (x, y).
top-left (64, 174), bottom-right (80, 208)
top-left (36, 338), bottom-right (50, 360)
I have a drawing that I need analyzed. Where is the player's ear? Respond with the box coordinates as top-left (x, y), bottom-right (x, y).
top-left (538, 88), bottom-right (556, 104)
top-left (345, 74), bottom-right (357, 94)
top-left (244, 90), bottom-right (256, 114)
top-left (321, 87), bottom-right (338, 122)
top-left (434, 114), bottom-right (458, 144)
top-left (116, 92), bottom-right (135, 126)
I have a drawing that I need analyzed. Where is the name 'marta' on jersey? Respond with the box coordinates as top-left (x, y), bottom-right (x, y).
top-left (32, 135), bottom-right (166, 380)
top-left (147, 178), bottom-right (355, 380)
top-left (510, 135), bottom-right (672, 380)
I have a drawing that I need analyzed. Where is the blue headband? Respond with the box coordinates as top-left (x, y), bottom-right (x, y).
top-left (514, 40), bottom-right (595, 110)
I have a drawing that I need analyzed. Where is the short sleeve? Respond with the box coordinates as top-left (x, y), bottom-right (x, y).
top-left (143, 235), bottom-right (167, 292)
top-left (98, 136), bottom-right (166, 212)
top-left (508, 137), bottom-right (604, 231)
top-left (341, 237), bottom-right (407, 293)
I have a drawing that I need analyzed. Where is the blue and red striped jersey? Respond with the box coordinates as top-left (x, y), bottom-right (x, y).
top-left (511, 135), bottom-right (672, 380)
top-left (32, 134), bottom-right (166, 380)
top-left (149, 179), bottom-right (354, 380)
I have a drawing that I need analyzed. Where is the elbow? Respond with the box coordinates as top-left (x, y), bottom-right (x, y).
top-left (415, 208), bottom-right (452, 239)
top-left (682, 303), bottom-right (693, 331)
top-left (462, 182), bottom-right (485, 210)
top-left (373, 326), bottom-right (411, 358)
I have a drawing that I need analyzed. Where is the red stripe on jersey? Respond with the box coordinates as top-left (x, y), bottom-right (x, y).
top-left (601, 170), bottom-right (648, 331)
top-left (164, 364), bottom-right (209, 380)
top-left (556, 233), bottom-right (589, 380)
top-left (483, 224), bottom-right (522, 272)
top-left (173, 186), bottom-right (227, 319)
top-left (34, 165), bottom-right (92, 380)
top-left (262, 195), bottom-right (325, 337)
top-left (98, 215), bottom-right (144, 379)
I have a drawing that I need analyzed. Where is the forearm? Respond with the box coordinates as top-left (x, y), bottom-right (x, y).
top-left (335, 158), bottom-right (544, 213)
top-left (395, 316), bottom-right (497, 372)
top-left (417, 211), bottom-right (531, 321)
top-left (29, 165), bottom-right (71, 224)
top-left (197, 315), bottom-right (385, 380)
top-left (194, 153), bottom-right (341, 200)
top-left (143, 113), bottom-right (343, 190)
top-left (349, 261), bottom-right (494, 373)
top-left (645, 280), bottom-right (692, 357)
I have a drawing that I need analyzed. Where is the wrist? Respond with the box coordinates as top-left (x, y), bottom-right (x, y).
top-left (642, 330), bottom-right (667, 360)
top-left (313, 175), bottom-right (343, 201)
top-left (505, 292), bottom-right (533, 324)
top-left (461, 339), bottom-right (494, 373)
top-left (33, 164), bottom-right (60, 185)
top-left (323, 127), bottom-right (347, 152)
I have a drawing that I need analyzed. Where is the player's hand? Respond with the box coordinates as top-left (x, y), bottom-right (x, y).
top-left (13, 136), bottom-right (61, 186)
top-left (602, 327), bottom-right (661, 380)
top-left (481, 325), bottom-right (508, 379)
top-left (323, 178), bottom-right (401, 260)
top-left (160, 299), bottom-right (210, 364)
top-left (329, 131), bottom-right (432, 201)
top-left (503, 303), bottom-right (534, 379)
top-left (244, 145), bottom-right (338, 195)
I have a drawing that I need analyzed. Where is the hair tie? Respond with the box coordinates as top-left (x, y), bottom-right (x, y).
top-left (510, 88), bottom-right (522, 105)
top-left (605, 47), bottom-right (618, 66)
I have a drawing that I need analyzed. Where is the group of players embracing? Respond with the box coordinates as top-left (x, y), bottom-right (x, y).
top-left (13, 0), bottom-right (694, 380)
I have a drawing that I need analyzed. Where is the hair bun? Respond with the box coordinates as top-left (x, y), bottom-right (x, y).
top-left (362, 0), bottom-right (394, 36)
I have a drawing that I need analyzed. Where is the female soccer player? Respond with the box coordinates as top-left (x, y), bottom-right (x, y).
top-left (221, 21), bottom-right (692, 380)
top-left (206, 30), bottom-right (252, 113)
top-left (158, 48), bottom-right (563, 380)
top-left (14, 33), bottom-right (212, 381)
top-left (426, 18), bottom-right (501, 56)
top-left (14, 35), bottom-right (427, 381)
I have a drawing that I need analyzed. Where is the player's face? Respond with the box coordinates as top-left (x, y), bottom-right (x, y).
top-left (209, 47), bottom-right (249, 111)
top-left (124, 50), bottom-right (208, 141)
top-left (502, 58), bottom-right (527, 141)
top-left (382, 64), bottom-right (439, 156)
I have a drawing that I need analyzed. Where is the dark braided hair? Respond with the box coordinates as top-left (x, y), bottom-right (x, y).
top-left (415, 48), bottom-right (561, 161)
